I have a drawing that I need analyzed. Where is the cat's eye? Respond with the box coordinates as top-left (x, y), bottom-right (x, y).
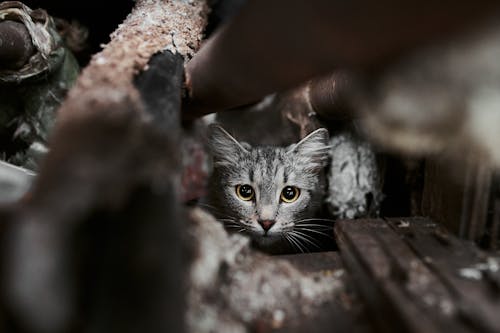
top-left (281, 186), bottom-right (300, 203)
top-left (236, 184), bottom-right (254, 201)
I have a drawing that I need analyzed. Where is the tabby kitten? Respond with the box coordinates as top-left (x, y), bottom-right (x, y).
top-left (206, 125), bottom-right (331, 254)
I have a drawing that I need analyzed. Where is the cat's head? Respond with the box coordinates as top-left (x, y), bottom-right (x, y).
top-left (207, 125), bottom-right (330, 252)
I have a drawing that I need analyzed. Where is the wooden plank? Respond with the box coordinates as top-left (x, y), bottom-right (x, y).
top-left (387, 217), bottom-right (500, 333)
top-left (335, 218), bottom-right (487, 333)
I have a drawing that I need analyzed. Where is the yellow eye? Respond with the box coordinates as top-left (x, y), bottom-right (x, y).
top-left (281, 186), bottom-right (300, 203)
top-left (236, 184), bottom-right (254, 201)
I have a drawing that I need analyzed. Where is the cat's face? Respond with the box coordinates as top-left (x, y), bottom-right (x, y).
top-left (207, 126), bottom-right (330, 253)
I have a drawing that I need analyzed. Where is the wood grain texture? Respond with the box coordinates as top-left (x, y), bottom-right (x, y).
top-left (336, 218), bottom-right (500, 333)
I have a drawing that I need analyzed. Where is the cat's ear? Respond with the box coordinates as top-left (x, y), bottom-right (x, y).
top-left (208, 125), bottom-right (249, 167)
top-left (287, 128), bottom-right (330, 171)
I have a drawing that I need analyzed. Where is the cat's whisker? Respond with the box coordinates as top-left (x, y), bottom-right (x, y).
top-left (195, 202), bottom-right (218, 210)
top-left (292, 236), bottom-right (310, 253)
top-left (224, 218), bottom-right (247, 226)
top-left (292, 229), bottom-right (322, 241)
top-left (293, 223), bottom-right (333, 231)
top-left (294, 222), bottom-right (333, 227)
top-left (197, 205), bottom-right (247, 228)
top-left (289, 236), bottom-right (317, 252)
top-left (219, 218), bottom-right (244, 227)
top-left (224, 224), bottom-right (242, 229)
top-left (283, 234), bottom-right (294, 251)
top-left (289, 231), bottom-right (321, 249)
top-left (285, 233), bottom-right (306, 253)
top-left (218, 217), bottom-right (250, 235)
top-left (294, 223), bottom-right (332, 229)
top-left (234, 228), bottom-right (246, 233)
top-left (293, 217), bottom-right (336, 224)
top-left (294, 226), bottom-right (333, 238)
top-left (293, 222), bottom-right (333, 228)
top-left (284, 233), bottom-right (298, 252)
top-left (289, 231), bottom-right (314, 252)
top-left (225, 221), bottom-right (247, 229)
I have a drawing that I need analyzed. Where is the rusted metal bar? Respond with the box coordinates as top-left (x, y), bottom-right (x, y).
top-left (0, 20), bottom-right (34, 70)
top-left (184, 0), bottom-right (500, 119)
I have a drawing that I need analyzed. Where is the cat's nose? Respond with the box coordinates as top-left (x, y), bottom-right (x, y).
top-left (258, 219), bottom-right (275, 232)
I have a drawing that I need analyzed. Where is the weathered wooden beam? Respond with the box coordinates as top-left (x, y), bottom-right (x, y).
top-left (386, 217), bottom-right (500, 333)
top-left (336, 219), bottom-right (460, 333)
top-left (336, 218), bottom-right (500, 333)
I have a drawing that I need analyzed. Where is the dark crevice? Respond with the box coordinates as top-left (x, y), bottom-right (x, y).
top-left (23, 0), bottom-right (135, 66)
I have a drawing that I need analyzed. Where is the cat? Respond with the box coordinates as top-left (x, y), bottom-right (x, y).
top-left (204, 125), bottom-right (332, 254)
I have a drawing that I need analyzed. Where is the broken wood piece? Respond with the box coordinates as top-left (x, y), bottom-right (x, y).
top-left (335, 218), bottom-right (460, 333)
top-left (386, 217), bottom-right (500, 333)
top-left (335, 218), bottom-right (500, 333)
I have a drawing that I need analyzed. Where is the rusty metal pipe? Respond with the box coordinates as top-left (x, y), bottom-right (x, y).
top-left (0, 20), bottom-right (34, 70)
top-left (184, 0), bottom-right (500, 119)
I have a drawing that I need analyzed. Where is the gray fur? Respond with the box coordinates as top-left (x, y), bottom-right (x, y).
top-left (207, 125), bottom-right (330, 254)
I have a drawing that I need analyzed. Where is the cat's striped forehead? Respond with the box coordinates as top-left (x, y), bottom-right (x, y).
top-left (247, 147), bottom-right (286, 182)
top-left (228, 146), bottom-right (318, 192)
